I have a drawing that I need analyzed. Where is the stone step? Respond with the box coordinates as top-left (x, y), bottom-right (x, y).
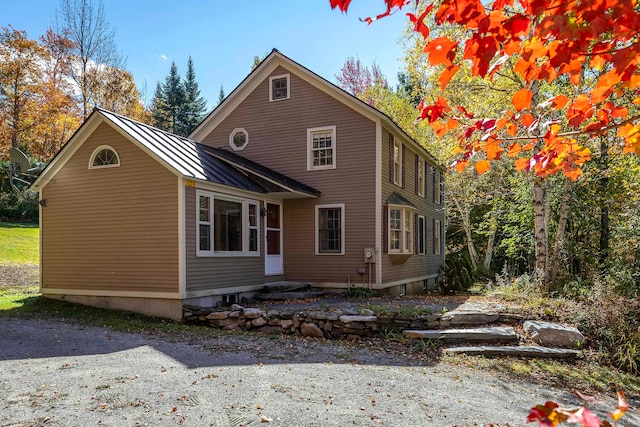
top-left (440, 311), bottom-right (500, 326)
top-left (403, 327), bottom-right (517, 343)
top-left (443, 345), bottom-right (582, 360)
top-left (262, 281), bottom-right (312, 293)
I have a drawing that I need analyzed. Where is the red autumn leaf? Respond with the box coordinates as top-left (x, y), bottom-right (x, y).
top-left (567, 407), bottom-right (601, 427)
top-left (457, 105), bottom-right (474, 118)
top-left (423, 36), bottom-right (458, 66)
top-left (507, 143), bottom-right (521, 157)
top-left (475, 159), bottom-right (490, 174)
top-left (609, 391), bottom-right (628, 421)
top-left (407, 5), bottom-right (433, 39)
top-left (549, 95), bottom-right (570, 110)
top-left (515, 157), bottom-right (530, 171)
top-left (513, 88), bottom-right (533, 111)
top-left (521, 113), bottom-right (535, 127)
top-left (439, 64), bottom-right (460, 91)
top-left (329, 0), bottom-right (352, 12)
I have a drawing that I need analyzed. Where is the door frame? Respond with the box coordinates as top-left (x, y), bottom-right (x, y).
top-left (264, 201), bottom-right (283, 275)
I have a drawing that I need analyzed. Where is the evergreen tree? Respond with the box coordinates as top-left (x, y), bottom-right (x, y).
top-left (150, 81), bottom-right (170, 130)
top-left (162, 61), bottom-right (184, 134)
top-left (217, 84), bottom-right (225, 106)
top-left (178, 56), bottom-right (207, 136)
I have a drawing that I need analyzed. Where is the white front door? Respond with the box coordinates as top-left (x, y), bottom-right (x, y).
top-left (265, 202), bottom-right (283, 275)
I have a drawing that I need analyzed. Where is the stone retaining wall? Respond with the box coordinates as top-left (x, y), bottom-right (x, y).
top-left (183, 304), bottom-right (447, 339)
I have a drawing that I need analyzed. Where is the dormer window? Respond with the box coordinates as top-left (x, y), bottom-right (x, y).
top-left (229, 128), bottom-right (249, 151)
top-left (269, 74), bottom-right (290, 102)
top-left (89, 145), bottom-right (120, 169)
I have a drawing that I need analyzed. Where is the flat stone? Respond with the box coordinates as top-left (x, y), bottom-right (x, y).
top-left (307, 311), bottom-right (341, 321)
top-left (206, 311), bottom-right (231, 320)
top-left (339, 315), bottom-right (377, 323)
top-left (256, 291), bottom-right (326, 301)
top-left (443, 345), bottom-right (581, 360)
top-left (403, 327), bottom-right (517, 343)
top-left (280, 319), bottom-right (293, 329)
top-left (441, 311), bottom-right (499, 325)
top-left (230, 304), bottom-right (244, 311)
top-left (262, 281), bottom-right (312, 293)
top-left (243, 308), bottom-right (263, 319)
top-left (523, 321), bottom-right (585, 348)
top-left (251, 317), bottom-right (268, 327)
top-left (301, 322), bottom-right (324, 338)
top-left (359, 309), bottom-right (374, 316)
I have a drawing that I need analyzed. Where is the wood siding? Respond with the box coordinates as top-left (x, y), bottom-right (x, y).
top-left (200, 66), bottom-right (378, 285)
top-left (41, 123), bottom-right (179, 293)
top-left (184, 186), bottom-right (267, 292)
top-left (381, 128), bottom-right (445, 285)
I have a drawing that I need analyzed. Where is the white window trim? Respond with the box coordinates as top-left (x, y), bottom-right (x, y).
top-left (434, 219), bottom-right (442, 255)
top-left (248, 201), bottom-right (260, 255)
top-left (307, 125), bottom-right (337, 171)
top-left (418, 214), bottom-right (426, 255)
top-left (388, 204), bottom-right (415, 254)
top-left (315, 203), bottom-right (345, 255)
top-left (88, 145), bottom-right (120, 169)
top-left (269, 73), bottom-right (290, 102)
top-left (229, 128), bottom-right (249, 151)
top-left (393, 139), bottom-right (402, 186)
top-left (196, 190), bottom-right (260, 257)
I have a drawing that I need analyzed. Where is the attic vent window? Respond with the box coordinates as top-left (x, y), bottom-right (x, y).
top-left (89, 145), bottom-right (120, 169)
top-left (269, 74), bottom-right (290, 101)
top-left (229, 128), bottom-right (249, 151)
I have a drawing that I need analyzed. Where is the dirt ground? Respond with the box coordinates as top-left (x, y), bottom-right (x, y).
top-left (1, 316), bottom-right (637, 427)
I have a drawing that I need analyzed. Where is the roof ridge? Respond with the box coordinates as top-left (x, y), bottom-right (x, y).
top-left (96, 107), bottom-right (197, 144)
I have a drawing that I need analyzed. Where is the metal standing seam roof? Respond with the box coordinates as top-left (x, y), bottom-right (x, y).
top-left (97, 108), bottom-right (318, 196)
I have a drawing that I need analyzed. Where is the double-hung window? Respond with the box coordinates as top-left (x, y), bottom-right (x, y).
top-left (269, 74), bottom-right (290, 101)
top-left (392, 138), bottom-right (402, 186)
top-left (417, 157), bottom-right (425, 197)
top-left (434, 219), bottom-right (442, 255)
top-left (316, 204), bottom-right (345, 255)
top-left (197, 190), bottom-right (259, 256)
top-left (388, 205), bottom-right (414, 254)
top-left (417, 215), bottom-right (426, 255)
top-left (308, 126), bottom-right (336, 170)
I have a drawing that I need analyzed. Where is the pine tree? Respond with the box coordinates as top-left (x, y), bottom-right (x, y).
top-left (178, 56), bottom-right (206, 136)
top-left (162, 61), bottom-right (184, 134)
top-left (217, 84), bottom-right (225, 106)
top-left (150, 81), bottom-right (170, 130)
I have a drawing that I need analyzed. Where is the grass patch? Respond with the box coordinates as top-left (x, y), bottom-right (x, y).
top-left (452, 354), bottom-right (640, 395)
top-left (0, 222), bottom-right (39, 264)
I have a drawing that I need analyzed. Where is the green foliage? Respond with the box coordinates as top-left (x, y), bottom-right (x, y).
top-left (150, 59), bottom-right (208, 136)
top-left (442, 250), bottom-right (474, 293)
top-left (0, 222), bottom-right (39, 264)
top-left (347, 286), bottom-right (374, 298)
top-left (0, 161), bottom-right (38, 223)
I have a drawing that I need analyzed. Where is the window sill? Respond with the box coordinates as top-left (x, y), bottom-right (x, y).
top-left (388, 253), bottom-right (412, 264)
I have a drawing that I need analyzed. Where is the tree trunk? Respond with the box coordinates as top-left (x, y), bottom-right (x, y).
top-left (452, 194), bottom-right (480, 271)
top-left (599, 134), bottom-right (610, 274)
top-left (532, 177), bottom-right (549, 287)
top-left (550, 179), bottom-right (572, 285)
top-left (483, 226), bottom-right (497, 273)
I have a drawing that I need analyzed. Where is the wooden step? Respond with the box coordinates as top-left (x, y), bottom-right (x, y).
top-left (443, 345), bottom-right (581, 360)
top-left (403, 327), bottom-right (517, 343)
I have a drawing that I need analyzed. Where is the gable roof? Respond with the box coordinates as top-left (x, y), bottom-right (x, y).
top-left (31, 108), bottom-right (319, 198)
top-left (190, 49), bottom-right (443, 169)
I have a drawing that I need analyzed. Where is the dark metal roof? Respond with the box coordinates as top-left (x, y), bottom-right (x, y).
top-left (203, 147), bottom-right (320, 197)
top-left (98, 109), bottom-right (317, 196)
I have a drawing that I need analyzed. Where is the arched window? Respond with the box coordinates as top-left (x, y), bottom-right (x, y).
top-left (89, 145), bottom-right (120, 169)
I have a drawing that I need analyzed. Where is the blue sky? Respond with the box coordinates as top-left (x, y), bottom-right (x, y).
top-left (5, 0), bottom-right (409, 109)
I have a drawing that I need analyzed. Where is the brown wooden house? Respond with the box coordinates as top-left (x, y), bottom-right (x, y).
top-left (32, 50), bottom-right (445, 320)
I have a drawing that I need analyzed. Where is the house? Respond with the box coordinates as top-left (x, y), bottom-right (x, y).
top-left (31, 50), bottom-right (445, 321)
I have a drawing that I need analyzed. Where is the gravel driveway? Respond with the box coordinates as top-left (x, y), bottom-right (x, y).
top-left (0, 316), bottom-right (635, 427)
